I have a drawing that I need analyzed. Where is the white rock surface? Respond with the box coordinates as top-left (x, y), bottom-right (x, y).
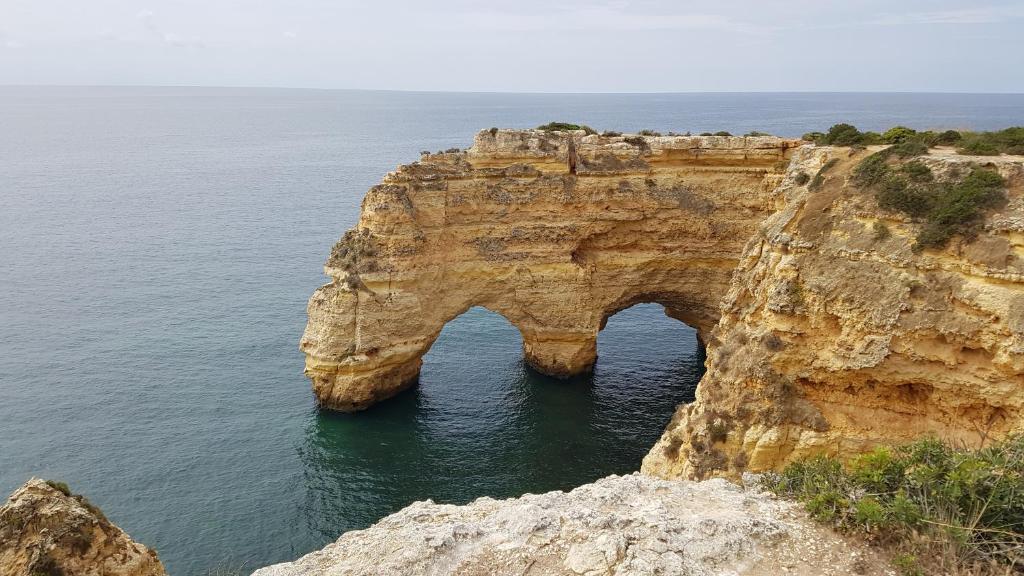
top-left (252, 474), bottom-right (893, 576)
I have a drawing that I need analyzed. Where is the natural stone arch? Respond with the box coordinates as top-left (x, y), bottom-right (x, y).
top-left (301, 129), bottom-right (799, 411)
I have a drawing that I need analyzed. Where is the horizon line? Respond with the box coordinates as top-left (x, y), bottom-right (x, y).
top-left (2, 83), bottom-right (1024, 96)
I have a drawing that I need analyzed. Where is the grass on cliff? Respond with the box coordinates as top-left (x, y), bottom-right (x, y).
top-left (851, 142), bottom-right (1006, 250)
top-left (762, 436), bottom-right (1024, 575)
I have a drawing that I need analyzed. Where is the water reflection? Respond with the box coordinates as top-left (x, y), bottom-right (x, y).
top-left (297, 304), bottom-right (704, 543)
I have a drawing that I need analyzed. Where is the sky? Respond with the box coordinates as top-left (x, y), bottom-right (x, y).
top-left (1, 0), bottom-right (1023, 92)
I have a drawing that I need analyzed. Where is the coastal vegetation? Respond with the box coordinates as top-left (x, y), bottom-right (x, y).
top-left (804, 123), bottom-right (1024, 156)
top-left (536, 122), bottom-right (597, 134)
top-left (763, 436), bottom-right (1024, 575)
top-left (848, 134), bottom-right (1007, 249)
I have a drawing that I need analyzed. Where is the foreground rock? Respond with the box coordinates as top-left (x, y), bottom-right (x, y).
top-left (252, 474), bottom-right (892, 576)
top-left (0, 479), bottom-right (166, 576)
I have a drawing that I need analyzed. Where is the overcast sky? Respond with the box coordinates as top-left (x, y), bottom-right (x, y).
top-left (2, 0), bottom-right (1023, 92)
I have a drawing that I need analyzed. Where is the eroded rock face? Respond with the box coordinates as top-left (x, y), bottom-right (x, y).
top-left (301, 129), bottom-right (799, 410)
top-left (0, 479), bottom-right (166, 576)
top-left (251, 473), bottom-right (891, 576)
top-left (643, 146), bottom-right (1024, 479)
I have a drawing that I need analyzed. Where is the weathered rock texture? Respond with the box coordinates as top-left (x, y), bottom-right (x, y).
top-left (0, 479), bottom-right (166, 576)
top-left (643, 146), bottom-right (1024, 478)
top-left (251, 473), bottom-right (892, 576)
top-left (302, 130), bottom-right (799, 410)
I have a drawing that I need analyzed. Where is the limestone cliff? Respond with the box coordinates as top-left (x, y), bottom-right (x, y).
top-left (251, 473), bottom-right (891, 576)
top-left (301, 129), bottom-right (799, 410)
top-left (304, 128), bottom-right (1024, 477)
top-left (643, 146), bottom-right (1024, 478)
top-left (0, 479), bottom-right (166, 576)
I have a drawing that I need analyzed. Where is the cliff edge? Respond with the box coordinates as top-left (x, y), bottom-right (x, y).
top-left (643, 145), bottom-right (1024, 478)
top-left (251, 473), bottom-right (892, 576)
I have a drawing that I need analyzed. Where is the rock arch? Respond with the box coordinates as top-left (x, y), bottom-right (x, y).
top-left (301, 129), bottom-right (800, 411)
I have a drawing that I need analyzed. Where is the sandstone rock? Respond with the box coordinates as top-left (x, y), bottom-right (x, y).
top-left (304, 129), bottom-right (1024, 477)
top-left (251, 473), bottom-right (892, 576)
top-left (301, 129), bottom-right (799, 410)
top-left (643, 146), bottom-right (1024, 478)
top-left (0, 479), bottom-right (166, 576)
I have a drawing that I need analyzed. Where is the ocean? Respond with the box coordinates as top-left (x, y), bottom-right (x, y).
top-left (2, 87), bottom-right (1023, 574)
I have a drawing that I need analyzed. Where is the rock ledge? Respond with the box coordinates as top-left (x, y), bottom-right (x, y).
top-left (252, 474), bottom-right (892, 576)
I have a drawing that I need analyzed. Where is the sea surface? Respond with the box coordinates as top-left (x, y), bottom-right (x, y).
top-left (2, 87), bottom-right (1023, 575)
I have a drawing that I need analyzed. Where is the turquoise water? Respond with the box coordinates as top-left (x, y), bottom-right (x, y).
top-left (2, 87), bottom-right (1023, 575)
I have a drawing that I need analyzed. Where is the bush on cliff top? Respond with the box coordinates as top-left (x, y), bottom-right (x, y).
top-left (537, 122), bottom-right (597, 135)
top-left (852, 143), bottom-right (1006, 250)
top-left (956, 127), bottom-right (1024, 156)
top-left (805, 124), bottom-right (1024, 156)
top-left (763, 436), bottom-right (1024, 575)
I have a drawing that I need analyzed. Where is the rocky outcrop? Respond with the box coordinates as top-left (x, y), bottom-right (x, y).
top-left (251, 473), bottom-right (892, 576)
top-left (0, 479), bottom-right (166, 576)
top-left (643, 146), bottom-right (1024, 478)
top-left (304, 128), bottom-right (1024, 476)
top-left (301, 130), bottom-right (799, 410)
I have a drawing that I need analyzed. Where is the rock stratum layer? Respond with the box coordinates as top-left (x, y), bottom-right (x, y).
top-left (252, 473), bottom-right (891, 576)
top-left (302, 130), bottom-right (799, 410)
top-left (0, 479), bottom-right (166, 576)
top-left (304, 129), bottom-right (1024, 477)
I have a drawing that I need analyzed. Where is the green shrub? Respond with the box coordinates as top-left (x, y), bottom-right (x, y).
top-left (958, 139), bottom-right (1001, 156)
top-left (762, 436), bottom-right (1024, 574)
top-left (699, 132), bottom-right (714, 136)
top-left (623, 136), bottom-right (650, 151)
top-left (714, 131), bottom-right (732, 137)
top-left (952, 127), bottom-right (1024, 155)
top-left (883, 126), bottom-right (918, 144)
top-left (853, 152), bottom-right (891, 187)
top-left (601, 130), bottom-right (622, 137)
top-left (859, 143), bottom-right (1006, 249)
top-left (537, 122), bottom-right (597, 135)
top-left (745, 130), bottom-right (771, 137)
top-left (860, 131), bottom-right (884, 145)
top-left (638, 129), bottom-right (661, 136)
top-left (900, 161), bottom-right (933, 183)
top-left (822, 123), bottom-right (864, 146)
top-left (890, 139), bottom-right (929, 158)
top-left (892, 553), bottom-right (923, 576)
top-left (935, 130), bottom-right (962, 145)
top-left (802, 131), bottom-right (826, 143)
top-left (45, 480), bottom-right (71, 496)
top-left (915, 168), bottom-right (1006, 249)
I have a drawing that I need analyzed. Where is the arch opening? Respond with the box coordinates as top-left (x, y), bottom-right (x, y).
top-left (594, 302), bottom-right (705, 410)
top-left (299, 301), bottom-right (709, 538)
